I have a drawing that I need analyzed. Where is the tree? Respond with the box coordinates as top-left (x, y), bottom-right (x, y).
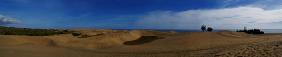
top-left (201, 25), bottom-right (206, 32)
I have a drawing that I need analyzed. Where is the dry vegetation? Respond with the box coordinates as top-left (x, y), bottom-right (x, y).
top-left (0, 26), bottom-right (70, 36)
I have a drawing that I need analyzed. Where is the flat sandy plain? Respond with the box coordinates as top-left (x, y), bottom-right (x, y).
top-left (1, 30), bottom-right (282, 57)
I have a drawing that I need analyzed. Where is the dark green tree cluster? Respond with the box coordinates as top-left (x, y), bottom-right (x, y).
top-left (237, 27), bottom-right (264, 34)
top-left (237, 28), bottom-right (264, 34)
top-left (0, 26), bottom-right (71, 36)
top-left (201, 25), bottom-right (213, 32)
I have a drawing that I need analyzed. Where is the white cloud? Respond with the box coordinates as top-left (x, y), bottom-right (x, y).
top-left (137, 6), bottom-right (282, 29)
top-left (0, 15), bottom-right (18, 25)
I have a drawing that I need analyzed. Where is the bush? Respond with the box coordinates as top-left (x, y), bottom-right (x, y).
top-left (207, 27), bottom-right (213, 32)
top-left (72, 32), bottom-right (81, 36)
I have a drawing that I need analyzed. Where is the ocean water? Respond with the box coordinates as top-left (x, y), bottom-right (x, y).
top-left (115, 29), bottom-right (282, 33)
top-left (116, 29), bottom-right (226, 32)
top-left (166, 29), bottom-right (282, 33)
top-left (154, 29), bottom-right (224, 32)
top-left (261, 29), bottom-right (282, 33)
top-left (157, 29), bottom-right (282, 33)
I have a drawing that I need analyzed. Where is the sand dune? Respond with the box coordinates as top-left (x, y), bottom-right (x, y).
top-left (1, 30), bottom-right (282, 57)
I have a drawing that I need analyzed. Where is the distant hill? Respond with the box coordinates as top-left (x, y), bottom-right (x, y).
top-left (0, 26), bottom-right (70, 36)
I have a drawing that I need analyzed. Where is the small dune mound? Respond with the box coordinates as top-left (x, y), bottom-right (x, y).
top-left (47, 31), bottom-right (255, 50)
top-left (0, 30), bottom-right (144, 50)
top-left (42, 30), bottom-right (144, 49)
top-left (124, 36), bottom-right (164, 45)
top-left (119, 30), bottom-right (142, 41)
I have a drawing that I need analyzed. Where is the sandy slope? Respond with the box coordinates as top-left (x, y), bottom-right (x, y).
top-left (1, 30), bottom-right (282, 57)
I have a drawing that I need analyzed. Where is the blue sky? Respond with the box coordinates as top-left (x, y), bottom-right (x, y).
top-left (0, 0), bottom-right (282, 29)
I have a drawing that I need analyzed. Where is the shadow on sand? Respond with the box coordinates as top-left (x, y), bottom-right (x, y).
top-left (124, 36), bottom-right (164, 45)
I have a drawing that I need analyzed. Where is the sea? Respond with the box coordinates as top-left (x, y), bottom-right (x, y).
top-left (115, 29), bottom-right (282, 33)
top-left (161, 29), bottom-right (282, 33)
top-left (260, 29), bottom-right (282, 33)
